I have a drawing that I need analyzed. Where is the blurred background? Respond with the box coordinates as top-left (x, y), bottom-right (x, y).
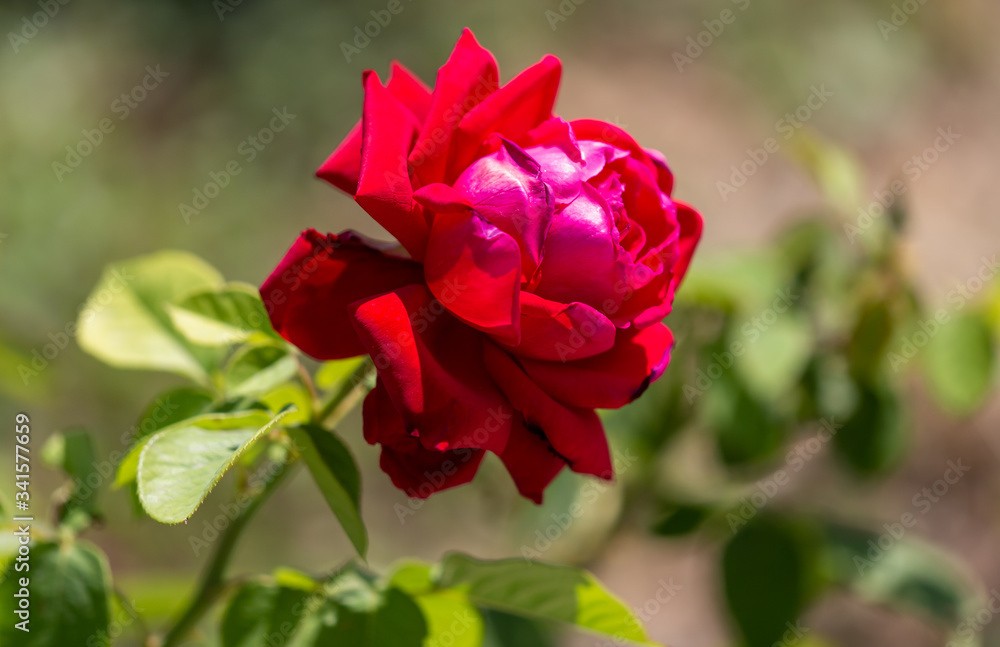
top-left (2, 0), bottom-right (999, 645)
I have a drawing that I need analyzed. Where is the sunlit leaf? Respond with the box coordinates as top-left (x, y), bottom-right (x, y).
top-left (77, 251), bottom-right (225, 383)
top-left (136, 408), bottom-right (293, 523)
top-left (922, 312), bottom-right (996, 416)
top-left (437, 554), bottom-right (656, 645)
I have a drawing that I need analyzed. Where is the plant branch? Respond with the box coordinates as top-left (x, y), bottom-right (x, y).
top-left (159, 457), bottom-right (296, 647)
top-left (314, 358), bottom-right (374, 428)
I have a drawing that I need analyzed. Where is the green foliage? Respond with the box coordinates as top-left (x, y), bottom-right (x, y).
top-left (136, 407), bottom-right (293, 524)
top-left (287, 425), bottom-right (367, 557)
top-left (723, 516), bottom-right (822, 647)
top-left (0, 540), bottom-right (113, 647)
top-left (921, 311), bottom-right (997, 415)
top-left (76, 251), bottom-right (226, 384)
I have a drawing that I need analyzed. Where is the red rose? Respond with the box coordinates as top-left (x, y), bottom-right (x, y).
top-left (262, 29), bottom-right (702, 503)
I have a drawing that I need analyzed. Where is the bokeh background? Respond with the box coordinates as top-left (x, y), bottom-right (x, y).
top-left (2, 0), bottom-right (1000, 645)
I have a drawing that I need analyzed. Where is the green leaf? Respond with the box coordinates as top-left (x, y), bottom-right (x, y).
top-left (77, 251), bottom-right (225, 383)
top-left (166, 282), bottom-right (279, 347)
top-left (437, 554), bottom-right (655, 645)
top-left (315, 357), bottom-right (367, 392)
top-left (116, 408), bottom-right (277, 488)
top-left (136, 408), bottom-right (292, 523)
top-left (288, 425), bottom-right (367, 557)
top-left (922, 312), bottom-right (996, 415)
top-left (848, 300), bottom-right (895, 379)
top-left (732, 311), bottom-right (814, 400)
top-left (786, 131), bottom-right (864, 214)
top-left (221, 582), bottom-right (312, 647)
top-left (482, 609), bottom-right (556, 647)
top-left (134, 387), bottom-right (215, 441)
top-left (225, 345), bottom-right (299, 398)
top-left (834, 379), bottom-right (906, 476)
top-left (823, 524), bottom-right (979, 629)
top-left (651, 503), bottom-right (712, 537)
top-left (0, 540), bottom-right (112, 647)
top-left (723, 516), bottom-right (822, 647)
top-left (704, 373), bottom-right (790, 466)
top-left (41, 429), bottom-right (102, 524)
top-left (312, 587), bottom-right (427, 647)
top-left (260, 383), bottom-right (312, 427)
top-left (388, 562), bottom-right (485, 647)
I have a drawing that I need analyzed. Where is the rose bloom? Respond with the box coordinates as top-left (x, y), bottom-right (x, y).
top-left (262, 29), bottom-right (702, 503)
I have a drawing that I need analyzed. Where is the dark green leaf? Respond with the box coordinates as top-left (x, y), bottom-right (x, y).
top-left (288, 425), bottom-right (367, 557)
top-left (833, 379), bottom-right (906, 476)
top-left (722, 516), bottom-right (822, 647)
top-left (0, 540), bottom-right (112, 647)
top-left (166, 282), bottom-right (279, 347)
top-left (652, 503), bottom-right (711, 537)
top-left (221, 581), bottom-right (312, 647)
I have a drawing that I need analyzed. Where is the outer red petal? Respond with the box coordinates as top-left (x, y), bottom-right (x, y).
top-left (409, 29), bottom-right (499, 186)
top-left (499, 416), bottom-right (567, 504)
top-left (447, 54), bottom-right (562, 180)
top-left (483, 342), bottom-right (612, 479)
top-left (317, 62), bottom-right (432, 194)
top-left (356, 71), bottom-right (430, 260)
top-left (423, 210), bottom-right (522, 344)
top-left (363, 379), bottom-right (484, 498)
top-left (349, 284), bottom-right (513, 454)
top-left (672, 201), bottom-right (703, 287)
top-left (518, 323), bottom-right (675, 410)
top-left (260, 229), bottom-right (423, 360)
top-left (499, 292), bottom-right (615, 362)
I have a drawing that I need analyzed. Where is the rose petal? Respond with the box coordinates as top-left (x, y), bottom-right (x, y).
top-left (483, 342), bottom-right (612, 478)
top-left (409, 28), bottom-right (499, 186)
top-left (452, 139), bottom-right (553, 275)
top-left (447, 54), bottom-right (561, 179)
top-left (499, 416), bottom-right (566, 504)
top-left (260, 229), bottom-right (423, 360)
top-left (317, 62), bottom-right (432, 194)
top-left (673, 201), bottom-right (703, 286)
top-left (423, 209), bottom-right (522, 344)
top-left (355, 71), bottom-right (431, 260)
top-left (350, 284), bottom-right (513, 454)
top-left (532, 183), bottom-right (629, 311)
top-left (499, 292), bottom-right (615, 362)
top-left (363, 379), bottom-right (484, 498)
top-left (517, 323), bottom-right (674, 409)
